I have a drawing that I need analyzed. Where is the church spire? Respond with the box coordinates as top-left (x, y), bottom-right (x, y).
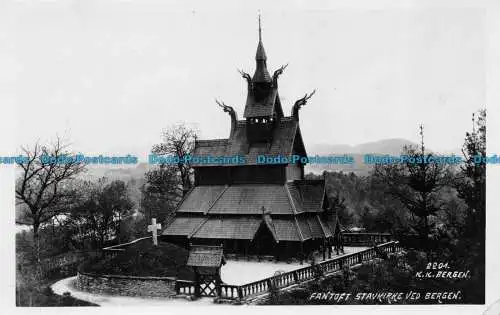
top-left (258, 14), bottom-right (262, 41)
top-left (253, 13), bottom-right (271, 82)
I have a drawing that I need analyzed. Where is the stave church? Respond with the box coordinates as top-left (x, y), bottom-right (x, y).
top-left (161, 19), bottom-right (343, 261)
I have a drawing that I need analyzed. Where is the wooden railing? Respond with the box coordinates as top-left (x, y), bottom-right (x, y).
top-left (219, 284), bottom-right (241, 300)
top-left (343, 232), bottom-right (393, 246)
top-left (175, 280), bottom-right (196, 295)
top-left (216, 241), bottom-right (402, 301)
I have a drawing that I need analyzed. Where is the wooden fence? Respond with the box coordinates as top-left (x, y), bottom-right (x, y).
top-left (176, 241), bottom-right (402, 301)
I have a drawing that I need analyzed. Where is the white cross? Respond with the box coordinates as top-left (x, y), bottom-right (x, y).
top-left (147, 218), bottom-right (162, 246)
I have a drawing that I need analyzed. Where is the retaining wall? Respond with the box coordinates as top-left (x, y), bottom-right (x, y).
top-left (76, 272), bottom-right (177, 298)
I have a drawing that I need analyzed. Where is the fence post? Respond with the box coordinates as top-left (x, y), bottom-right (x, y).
top-left (293, 271), bottom-right (298, 283)
top-left (216, 282), bottom-right (222, 297)
top-left (267, 279), bottom-right (273, 291)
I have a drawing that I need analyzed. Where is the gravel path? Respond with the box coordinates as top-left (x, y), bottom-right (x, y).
top-left (51, 276), bottom-right (215, 306)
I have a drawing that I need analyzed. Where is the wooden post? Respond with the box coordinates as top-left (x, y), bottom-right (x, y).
top-left (194, 268), bottom-right (201, 298)
top-left (238, 287), bottom-right (243, 300)
top-left (267, 279), bottom-right (273, 291)
top-left (322, 241), bottom-right (326, 261)
top-left (216, 279), bottom-right (222, 297)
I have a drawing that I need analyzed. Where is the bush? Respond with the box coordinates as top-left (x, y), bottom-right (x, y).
top-left (79, 240), bottom-right (196, 280)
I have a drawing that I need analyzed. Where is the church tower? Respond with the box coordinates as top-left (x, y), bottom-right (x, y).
top-left (162, 16), bottom-right (342, 261)
top-left (243, 16), bottom-right (284, 144)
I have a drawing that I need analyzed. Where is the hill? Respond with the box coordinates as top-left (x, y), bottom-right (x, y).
top-left (305, 139), bottom-right (460, 176)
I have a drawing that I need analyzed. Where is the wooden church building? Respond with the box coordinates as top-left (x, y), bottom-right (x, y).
top-left (162, 19), bottom-right (343, 260)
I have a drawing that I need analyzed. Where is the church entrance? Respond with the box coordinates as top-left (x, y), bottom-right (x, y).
top-left (251, 222), bottom-right (277, 256)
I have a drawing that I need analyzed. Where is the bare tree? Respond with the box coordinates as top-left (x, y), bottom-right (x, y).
top-left (15, 136), bottom-right (85, 261)
top-left (151, 123), bottom-right (198, 195)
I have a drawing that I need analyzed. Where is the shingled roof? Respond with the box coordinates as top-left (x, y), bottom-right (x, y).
top-left (175, 185), bottom-right (226, 213)
top-left (243, 87), bottom-right (278, 118)
top-left (174, 182), bottom-right (325, 216)
top-left (186, 245), bottom-right (225, 268)
top-left (191, 217), bottom-right (262, 240)
top-left (192, 117), bottom-right (305, 167)
top-left (208, 184), bottom-right (294, 214)
top-left (287, 180), bottom-right (326, 213)
top-left (162, 215), bottom-right (206, 236)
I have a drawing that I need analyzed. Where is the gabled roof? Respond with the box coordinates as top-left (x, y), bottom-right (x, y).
top-left (162, 180), bottom-right (334, 242)
top-left (262, 213), bottom-right (279, 242)
top-left (163, 214), bottom-right (335, 242)
top-left (186, 245), bottom-right (224, 267)
top-left (192, 117), bottom-right (304, 166)
top-left (326, 213), bottom-right (340, 235)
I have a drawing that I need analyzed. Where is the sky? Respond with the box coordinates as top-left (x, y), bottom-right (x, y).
top-left (1, 0), bottom-right (487, 161)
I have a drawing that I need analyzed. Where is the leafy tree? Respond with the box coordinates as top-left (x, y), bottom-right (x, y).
top-left (141, 164), bottom-right (181, 223)
top-left (70, 178), bottom-right (133, 249)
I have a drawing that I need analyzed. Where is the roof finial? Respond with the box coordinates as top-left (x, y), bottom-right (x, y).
top-left (258, 11), bottom-right (262, 42)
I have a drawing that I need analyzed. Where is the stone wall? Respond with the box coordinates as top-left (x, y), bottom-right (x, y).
top-left (76, 272), bottom-right (177, 298)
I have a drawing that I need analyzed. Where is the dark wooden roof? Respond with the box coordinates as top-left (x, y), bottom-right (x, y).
top-left (326, 213), bottom-right (341, 235)
top-left (165, 213), bottom-right (334, 242)
top-left (186, 245), bottom-right (224, 268)
top-left (191, 217), bottom-right (262, 240)
top-left (192, 117), bottom-right (305, 166)
top-left (244, 86), bottom-right (278, 118)
top-left (255, 39), bottom-right (267, 62)
top-left (162, 216), bottom-right (206, 236)
top-left (175, 181), bottom-right (325, 216)
top-left (287, 180), bottom-right (326, 213)
top-left (163, 180), bottom-right (333, 243)
top-left (209, 185), bottom-right (293, 214)
top-left (175, 185), bottom-right (226, 213)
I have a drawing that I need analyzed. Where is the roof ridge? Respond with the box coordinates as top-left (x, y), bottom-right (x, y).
top-left (188, 217), bottom-right (209, 239)
top-left (262, 214), bottom-right (279, 243)
top-left (304, 216), bottom-right (315, 239)
top-left (293, 217), bottom-right (305, 242)
top-left (316, 215), bottom-right (331, 238)
top-left (204, 184), bottom-right (230, 215)
top-left (284, 184), bottom-right (299, 215)
top-left (169, 187), bottom-right (195, 218)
